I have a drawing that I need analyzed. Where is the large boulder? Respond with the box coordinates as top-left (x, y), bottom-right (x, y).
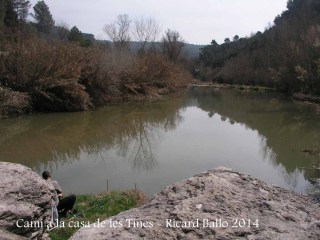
top-left (0, 229), bottom-right (28, 240)
top-left (0, 162), bottom-right (53, 239)
top-left (71, 167), bottom-right (320, 240)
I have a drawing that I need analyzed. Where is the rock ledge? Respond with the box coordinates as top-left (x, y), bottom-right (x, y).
top-left (71, 167), bottom-right (320, 240)
top-left (0, 162), bottom-right (53, 239)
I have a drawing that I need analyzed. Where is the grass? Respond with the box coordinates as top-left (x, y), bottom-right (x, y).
top-left (49, 190), bottom-right (147, 240)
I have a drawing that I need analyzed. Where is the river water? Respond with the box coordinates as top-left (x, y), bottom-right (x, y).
top-left (0, 87), bottom-right (319, 198)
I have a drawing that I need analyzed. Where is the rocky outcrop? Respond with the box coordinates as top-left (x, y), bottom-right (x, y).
top-left (0, 229), bottom-right (28, 240)
top-left (71, 167), bottom-right (320, 240)
top-left (0, 162), bottom-right (53, 239)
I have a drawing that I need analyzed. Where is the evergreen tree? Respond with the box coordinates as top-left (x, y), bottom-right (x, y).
top-left (224, 38), bottom-right (231, 44)
top-left (210, 39), bottom-right (218, 46)
top-left (3, 0), bottom-right (18, 28)
top-left (56, 22), bottom-right (69, 41)
top-left (12, 0), bottom-right (30, 21)
top-left (233, 35), bottom-right (239, 41)
top-left (0, 0), bottom-right (6, 29)
top-left (32, 0), bottom-right (54, 34)
top-left (68, 26), bottom-right (83, 42)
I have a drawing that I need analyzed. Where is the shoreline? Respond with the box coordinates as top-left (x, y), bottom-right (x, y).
top-left (191, 81), bottom-right (320, 107)
top-left (0, 84), bottom-right (188, 119)
top-left (189, 81), bottom-right (275, 92)
top-left (3, 82), bottom-right (319, 119)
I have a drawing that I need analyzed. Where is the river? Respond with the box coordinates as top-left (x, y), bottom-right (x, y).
top-left (0, 87), bottom-right (319, 198)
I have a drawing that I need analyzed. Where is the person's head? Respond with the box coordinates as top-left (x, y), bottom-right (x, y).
top-left (42, 171), bottom-right (51, 180)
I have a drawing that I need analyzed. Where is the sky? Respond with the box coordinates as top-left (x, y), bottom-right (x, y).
top-left (29, 0), bottom-right (288, 45)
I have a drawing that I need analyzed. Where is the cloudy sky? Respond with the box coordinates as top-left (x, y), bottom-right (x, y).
top-left (29, 0), bottom-right (288, 45)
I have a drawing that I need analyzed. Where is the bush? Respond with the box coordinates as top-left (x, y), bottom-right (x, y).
top-left (0, 87), bottom-right (31, 117)
top-left (0, 36), bottom-right (192, 115)
top-left (129, 54), bottom-right (191, 88)
top-left (33, 78), bottom-right (92, 112)
top-left (1, 38), bottom-right (94, 111)
top-left (81, 49), bottom-right (191, 103)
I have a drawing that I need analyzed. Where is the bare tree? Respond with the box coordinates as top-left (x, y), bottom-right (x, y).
top-left (160, 29), bottom-right (185, 62)
top-left (56, 21), bottom-right (70, 41)
top-left (103, 14), bottom-right (131, 49)
top-left (133, 17), bottom-right (161, 54)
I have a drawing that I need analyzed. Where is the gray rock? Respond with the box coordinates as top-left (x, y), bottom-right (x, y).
top-left (71, 167), bottom-right (320, 240)
top-left (0, 162), bottom-right (53, 239)
top-left (0, 229), bottom-right (28, 240)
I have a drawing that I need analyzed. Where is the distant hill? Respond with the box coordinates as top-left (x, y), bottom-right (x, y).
top-left (199, 0), bottom-right (320, 95)
top-left (183, 44), bottom-right (204, 58)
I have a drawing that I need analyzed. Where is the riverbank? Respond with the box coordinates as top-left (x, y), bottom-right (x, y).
top-left (292, 92), bottom-right (320, 112)
top-left (0, 82), bottom-right (189, 119)
top-left (190, 81), bottom-right (275, 92)
top-left (49, 190), bottom-right (147, 240)
top-left (0, 37), bottom-right (192, 119)
top-left (191, 81), bottom-right (320, 108)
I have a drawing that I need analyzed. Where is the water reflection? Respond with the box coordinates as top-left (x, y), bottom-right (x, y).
top-left (189, 88), bottom-right (319, 166)
top-left (0, 96), bottom-right (185, 172)
top-left (0, 87), bottom-right (319, 198)
top-left (188, 87), bottom-right (320, 197)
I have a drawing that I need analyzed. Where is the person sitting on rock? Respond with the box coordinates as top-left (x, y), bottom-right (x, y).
top-left (42, 171), bottom-right (76, 218)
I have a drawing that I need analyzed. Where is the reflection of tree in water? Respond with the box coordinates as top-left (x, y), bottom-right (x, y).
top-left (258, 135), bottom-right (277, 163)
top-left (188, 87), bottom-right (320, 191)
top-left (132, 122), bottom-right (157, 171)
top-left (258, 133), bottom-right (302, 190)
top-left (114, 107), bottom-right (184, 171)
top-left (0, 96), bottom-right (186, 172)
top-left (113, 119), bottom-right (159, 171)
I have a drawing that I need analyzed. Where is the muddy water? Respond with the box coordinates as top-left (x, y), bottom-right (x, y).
top-left (0, 87), bottom-right (319, 198)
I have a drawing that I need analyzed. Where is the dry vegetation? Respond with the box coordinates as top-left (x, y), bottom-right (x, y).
top-left (0, 2), bottom-right (192, 117)
top-left (0, 87), bottom-right (30, 116)
top-left (0, 36), bottom-right (191, 117)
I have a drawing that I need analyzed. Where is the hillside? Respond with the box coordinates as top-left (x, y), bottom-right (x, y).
top-left (199, 0), bottom-right (320, 95)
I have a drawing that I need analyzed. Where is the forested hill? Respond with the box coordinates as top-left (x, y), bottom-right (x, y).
top-left (199, 0), bottom-right (320, 95)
